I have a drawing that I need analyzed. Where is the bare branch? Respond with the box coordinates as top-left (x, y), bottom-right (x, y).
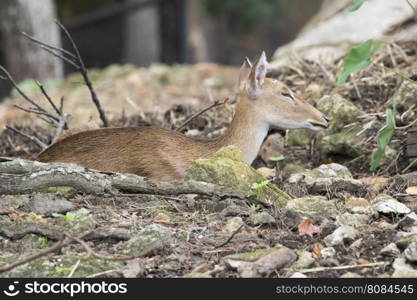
top-left (5, 126), bottom-right (47, 149)
top-left (176, 97), bottom-right (229, 131)
top-left (22, 21), bottom-right (108, 127)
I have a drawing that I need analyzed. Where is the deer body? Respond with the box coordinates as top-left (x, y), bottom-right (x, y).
top-left (38, 53), bottom-right (329, 181)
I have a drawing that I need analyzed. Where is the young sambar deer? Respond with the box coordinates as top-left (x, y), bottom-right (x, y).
top-left (38, 52), bottom-right (329, 181)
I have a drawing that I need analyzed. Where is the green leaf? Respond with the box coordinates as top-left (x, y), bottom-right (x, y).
top-left (347, 0), bottom-right (367, 12)
top-left (337, 40), bottom-right (385, 86)
top-left (251, 180), bottom-right (271, 191)
top-left (269, 155), bottom-right (285, 161)
top-left (370, 108), bottom-right (396, 171)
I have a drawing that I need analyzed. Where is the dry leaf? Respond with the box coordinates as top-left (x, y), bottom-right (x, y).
top-left (153, 212), bottom-right (171, 224)
top-left (312, 243), bottom-right (324, 258)
top-left (298, 219), bottom-right (320, 237)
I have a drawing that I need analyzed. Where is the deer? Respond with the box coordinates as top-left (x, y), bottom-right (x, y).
top-left (37, 52), bottom-right (329, 181)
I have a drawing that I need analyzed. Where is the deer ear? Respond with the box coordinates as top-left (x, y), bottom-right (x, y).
top-left (238, 57), bottom-right (252, 90)
top-left (246, 51), bottom-right (268, 100)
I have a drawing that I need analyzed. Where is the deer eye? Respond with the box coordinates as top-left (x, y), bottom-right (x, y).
top-left (281, 92), bottom-right (294, 100)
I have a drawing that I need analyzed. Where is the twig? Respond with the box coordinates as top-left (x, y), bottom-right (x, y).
top-left (176, 97), bottom-right (228, 131)
top-left (296, 261), bottom-right (387, 274)
top-left (213, 224), bottom-right (244, 249)
top-left (64, 232), bottom-right (136, 261)
top-left (5, 125), bottom-right (47, 149)
top-left (0, 230), bottom-right (94, 274)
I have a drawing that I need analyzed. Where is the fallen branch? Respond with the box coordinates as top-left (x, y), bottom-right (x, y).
top-left (295, 261), bottom-right (387, 274)
top-left (0, 157), bottom-right (247, 199)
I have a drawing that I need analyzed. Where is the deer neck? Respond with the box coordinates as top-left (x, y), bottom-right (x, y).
top-left (210, 97), bottom-right (269, 164)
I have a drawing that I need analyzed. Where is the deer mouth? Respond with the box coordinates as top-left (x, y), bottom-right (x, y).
top-left (308, 122), bottom-right (328, 130)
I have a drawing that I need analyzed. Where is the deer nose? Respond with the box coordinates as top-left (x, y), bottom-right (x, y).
top-left (323, 115), bottom-right (330, 123)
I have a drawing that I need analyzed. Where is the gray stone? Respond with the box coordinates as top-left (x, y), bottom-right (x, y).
top-left (249, 212), bottom-right (276, 226)
top-left (288, 163), bottom-right (364, 193)
top-left (293, 251), bottom-right (315, 269)
top-left (319, 126), bottom-right (364, 157)
top-left (380, 243), bottom-right (401, 257)
top-left (324, 226), bottom-right (360, 246)
top-left (225, 217), bottom-right (244, 233)
top-left (392, 258), bottom-right (417, 278)
top-left (316, 94), bottom-right (364, 133)
top-left (123, 224), bottom-right (172, 257)
top-left (284, 196), bottom-right (338, 226)
top-left (28, 194), bottom-right (74, 215)
top-left (320, 247), bottom-right (336, 258)
top-left (371, 194), bottom-right (411, 215)
top-left (336, 213), bottom-right (370, 227)
top-left (404, 242), bottom-right (417, 263)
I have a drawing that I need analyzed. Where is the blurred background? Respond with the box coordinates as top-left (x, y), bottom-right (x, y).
top-left (0, 0), bottom-right (322, 98)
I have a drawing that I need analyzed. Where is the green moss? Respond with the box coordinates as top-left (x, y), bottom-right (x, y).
top-left (185, 146), bottom-right (290, 207)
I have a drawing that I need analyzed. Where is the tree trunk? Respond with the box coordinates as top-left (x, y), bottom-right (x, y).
top-left (122, 0), bottom-right (160, 66)
top-left (0, 0), bottom-right (63, 85)
top-left (185, 0), bottom-right (210, 63)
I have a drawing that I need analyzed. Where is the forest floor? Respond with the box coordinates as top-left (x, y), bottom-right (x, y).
top-left (0, 41), bottom-right (416, 278)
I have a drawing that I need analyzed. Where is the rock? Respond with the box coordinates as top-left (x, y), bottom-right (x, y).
top-left (221, 203), bottom-right (251, 217)
top-left (284, 196), bottom-right (338, 227)
top-left (286, 129), bottom-right (314, 147)
top-left (121, 258), bottom-right (145, 278)
top-left (319, 126), bottom-right (364, 157)
top-left (397, 213), bottom-right (417, 231)
top-left (336, 213), bottom-right (370, 228)
top-left (316, 94), bottom-right (364, 133)
top-left (290, 272), bottom-right (308, 278)
top-left (256, 167), bottom-right (275, 179)
top-left (292, 251), bottom-right (315, 269)
top-left (225, 217), bottom-right (244, 233)
top-left (122, 224), bottom-right (172, 257)
top-left (282, 164), bottom-right (306, 180)
top-left (379, 146), bottom-right (398, 167)
top-left (28, 194), bottom-right (74, 216)
top-left (223, 245), bottom-right (296, 278)
top-left (345, 197), bottom-right (375, 215)
top-left (404, 242), bottom-right (417, 263)
top-left (185, 146), bottom-right (290, 207)
top-left (341, 272), bottom-right (362, 278)
top-left (249, 212), bottom-right (276, 226)
top-left (392, 258), bottom-right (417, 278)
top-left (259, 133), bottom-right (285, 163)
top-left (380, 243), bottom-right (401, 257)
top-left (320, 247), bottom-right (336, 258)
top-left (371, 194), bottom-right (411, 215)
top-left (324, 226), bottom-right (360, 246)
top-left (288, 163), bottom-right (364, 193)
top-left (359, 177), bottom-right (389, 192)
